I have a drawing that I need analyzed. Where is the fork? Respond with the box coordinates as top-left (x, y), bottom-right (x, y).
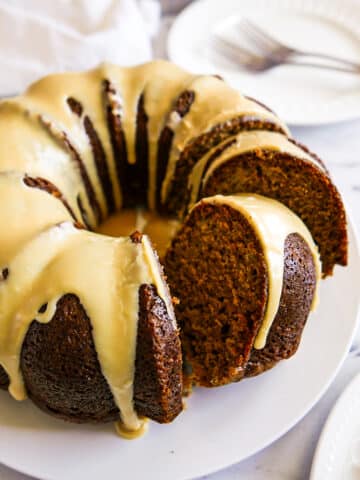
top-left (240, 19), bottom-right (360, 69)
top-left (212, 20), bottom-right (360, 74)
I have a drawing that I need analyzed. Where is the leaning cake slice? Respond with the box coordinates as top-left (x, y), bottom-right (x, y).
top-left (164, 194), bottom-right (321, 388)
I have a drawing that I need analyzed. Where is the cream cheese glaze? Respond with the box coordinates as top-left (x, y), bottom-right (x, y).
top-left (0, 102), bottom-right (89, 224)
top-left (0, 173), bottom-right (174, 437)
top-left (0, 62), bottom-right (190, 225)
top-left (200, 194), bottom-right (321, 349)
top-left (188, 130), bottom-right (327, 209)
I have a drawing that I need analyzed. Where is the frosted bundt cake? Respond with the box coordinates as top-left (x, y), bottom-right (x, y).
top-left (0, 60), bottom-right (347, 436)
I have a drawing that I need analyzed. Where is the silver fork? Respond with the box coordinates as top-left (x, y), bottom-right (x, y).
top-left (240, 19), bottom-right (360, 69)
top-left (212, 34), bottom-right (282, 72)
top-left (212, 20), bottom-right (360, 74)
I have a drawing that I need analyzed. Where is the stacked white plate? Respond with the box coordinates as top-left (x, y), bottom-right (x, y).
top-left (168, 0), bottom-right (360, 125)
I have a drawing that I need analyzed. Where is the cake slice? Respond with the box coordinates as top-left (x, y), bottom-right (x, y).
top-left (188, 131), bottom-right (347, 277)
top-left (164, 194), bottom-right (320, 387)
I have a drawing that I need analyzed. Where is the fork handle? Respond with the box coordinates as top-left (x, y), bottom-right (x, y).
top-left (285, 58), bottom-right (360, 74)
top-left (292, 49), bottom-right (360, 70)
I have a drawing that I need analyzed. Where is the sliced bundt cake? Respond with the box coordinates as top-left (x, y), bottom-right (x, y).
top-left (0, 61), bottom-right (347, 437)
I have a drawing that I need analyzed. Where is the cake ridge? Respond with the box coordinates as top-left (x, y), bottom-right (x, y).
top-left (67, 96), bottom-right (116, 215)
top-left (23, 174), bottom-right (79, 224)
top-left (38, 113), bottom-right (102, 225)
top-left (103, 78), bottom-right (129, 208)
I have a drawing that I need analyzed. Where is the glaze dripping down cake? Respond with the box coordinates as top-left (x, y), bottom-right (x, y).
top-left (0, 60), bottom-right (347, 438)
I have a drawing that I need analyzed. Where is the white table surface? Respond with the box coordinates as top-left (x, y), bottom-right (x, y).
top-left (1, 6), bottom-right (360, 480)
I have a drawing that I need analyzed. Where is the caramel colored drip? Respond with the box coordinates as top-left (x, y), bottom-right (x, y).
top-left (116, 417), bottom-right (149, 440)
top-left (200, 194), bottom-right (321, 349)
top-left (188, 130), bottom-right (327, 209)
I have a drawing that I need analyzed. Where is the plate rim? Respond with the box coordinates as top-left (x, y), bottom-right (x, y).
top-left (309, 370), bottom-right (360, 479)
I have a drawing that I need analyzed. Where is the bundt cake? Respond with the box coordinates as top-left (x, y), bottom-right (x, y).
top-left (0, 60), bottom-right (347, 438)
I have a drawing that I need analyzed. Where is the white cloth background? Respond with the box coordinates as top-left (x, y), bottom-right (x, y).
top-left (0, 0), bottom-right (160, 95)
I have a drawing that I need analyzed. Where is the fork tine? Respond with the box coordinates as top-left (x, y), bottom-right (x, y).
top-left (212, 35), bottom-right (257, 64)
top-left (241, 19), bottom-right (284, 50)
top-left (239, 19), bottom-right (274, 53)
top-left (212, 34), bottom-right (274, 72)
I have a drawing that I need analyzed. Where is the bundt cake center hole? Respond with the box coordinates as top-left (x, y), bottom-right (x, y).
top-left (95, 208), bottom-right (180, 259)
